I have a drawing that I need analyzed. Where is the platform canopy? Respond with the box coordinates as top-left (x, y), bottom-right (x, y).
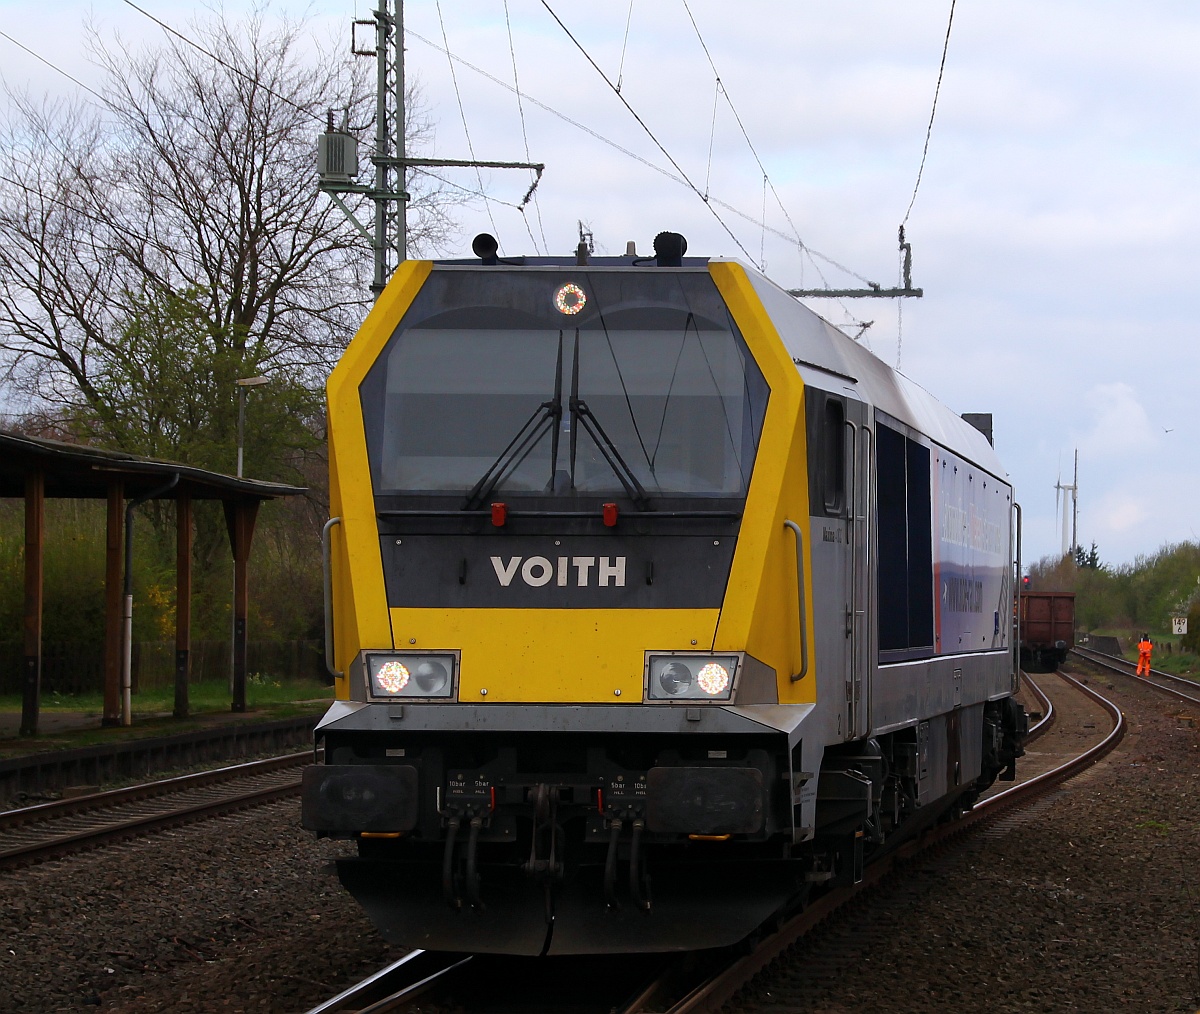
top-left (0, 429), bottom-right (303, 501)
top-left (0, 428), bottom-right (307, 735)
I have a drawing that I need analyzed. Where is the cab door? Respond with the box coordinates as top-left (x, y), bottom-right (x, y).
top-left (844, 399), bottom-right (871, 739)
top-left (806, 389), bottom-right (867, 741)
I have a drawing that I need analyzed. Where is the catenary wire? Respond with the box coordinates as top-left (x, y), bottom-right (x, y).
top-left (435, 0), bottom-right (503, 249)
top-left (121, 0), bottom-right (322, 124)
top-left (902, 0), bottom-right (956, 226)
top-left (538, 0), bottom-right (760, 267)
top-left (504, 0), bottom-right (548, 255)
top-left (680, 0), bottom-right (813, 271)
top-left (122, 0), bottom-right (535, 230)
top-left (114, 3), bottom-right (873, 285)
top-left (0, 31), bottom-right (111, 107)
top-left (406, 26), bottom-right (870, 281)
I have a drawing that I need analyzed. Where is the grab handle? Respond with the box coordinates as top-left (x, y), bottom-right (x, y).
top-left (783, 520), bottom-right (809, 681)
top-left (323, 517), bottom-right (344, 679)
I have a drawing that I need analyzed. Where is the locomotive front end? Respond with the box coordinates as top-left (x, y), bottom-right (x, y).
top-left (303, 258), bottom-right (820, 955)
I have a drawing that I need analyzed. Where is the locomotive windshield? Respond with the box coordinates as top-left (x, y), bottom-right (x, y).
top-left (360, 269), bottom-right (769, 500)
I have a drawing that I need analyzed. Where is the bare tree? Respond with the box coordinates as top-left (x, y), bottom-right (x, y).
top-left (0, 7), bottom-right (463, 450)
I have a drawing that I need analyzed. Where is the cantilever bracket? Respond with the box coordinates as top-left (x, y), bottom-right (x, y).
top-left (788, 225), bottom-right (923, 299)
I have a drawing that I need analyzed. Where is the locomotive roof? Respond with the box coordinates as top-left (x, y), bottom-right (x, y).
top-left (426, 253), bottom-right (1007, 483)
top-left (731, 260), bottom-right (1009, 484)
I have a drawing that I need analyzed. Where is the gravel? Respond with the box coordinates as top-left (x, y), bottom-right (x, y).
top-left (726, 668), bottom-right (1200, 1013)
top-left (2, 667), bottom-right (1196, 1012)
top-left (0, 805), bottom-right (395, 1012)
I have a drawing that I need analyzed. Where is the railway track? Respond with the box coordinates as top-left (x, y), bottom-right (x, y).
top-left (0, 751), bottom-right (310, 869)
top-left (300, 670), bottom-right (1126, 1014)
top-left (1070, 644), bottom-right (1200, 706)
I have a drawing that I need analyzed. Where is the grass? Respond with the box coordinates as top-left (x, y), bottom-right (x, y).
top-left (1084, 628), bottom-right (1199, 677)
top-left (0, 675), bottom-right (333, 715)
top-left (0, 676), bottom-right (334, 758)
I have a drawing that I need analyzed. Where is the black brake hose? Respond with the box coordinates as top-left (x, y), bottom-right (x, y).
top-left (603, 818), bottom-right (623, 909)
top-left (442, 817), bottom-right (461, 908)
top-left (465, 816), bottom-right (484, 910)
top-left (630, 818), bottom-right (650, 911)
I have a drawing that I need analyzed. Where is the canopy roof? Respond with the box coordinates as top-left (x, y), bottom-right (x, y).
top-left (0, 429), bottom-right (305, 500)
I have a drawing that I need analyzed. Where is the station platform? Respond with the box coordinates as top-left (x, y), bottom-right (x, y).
top-left (0, 703), bottom-right (327, 756)
top-left (0, 704), bottom-right (328, 804)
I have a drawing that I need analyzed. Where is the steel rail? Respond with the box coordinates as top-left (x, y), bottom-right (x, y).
top-left (1070, 645), bottom-right (1200, 707)
top-left (0, 777), bottom-right (302, 868)
top-left (656, 671), bottom-right (1124, 1014)
top-left (1023, 670), bottom-right (1055, 741)
top-left (0, 751), bottom-right (312, 829)
top-left (978, 669), bottom-right (1123, 811)
top-left (302, 950), bottom-right (472, 1014)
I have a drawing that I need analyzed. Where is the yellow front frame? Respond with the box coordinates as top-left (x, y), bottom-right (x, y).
top-left (326, 260), bottom-right (816, 706)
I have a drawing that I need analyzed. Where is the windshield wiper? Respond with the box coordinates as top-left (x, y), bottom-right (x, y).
top-left (462, 333), bottom-right (563, 510)
top-left (569, 330), bottom-right (651, 511)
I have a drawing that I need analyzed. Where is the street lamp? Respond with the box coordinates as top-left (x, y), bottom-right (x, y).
top-left (231, 376), bottom-right (269, 694)
top-left (235, 375), bottom-right (270, 478)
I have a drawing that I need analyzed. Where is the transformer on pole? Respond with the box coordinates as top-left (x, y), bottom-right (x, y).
top-left (317, 0), bottom-right (544, 296)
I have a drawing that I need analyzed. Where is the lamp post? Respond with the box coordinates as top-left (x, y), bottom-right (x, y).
top-left (236, 376), bottom-right (270, 479)
top-left (231, 376), bottom-right (269, 694)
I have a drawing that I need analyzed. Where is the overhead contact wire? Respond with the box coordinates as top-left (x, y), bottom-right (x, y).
top-left (902, 0), bottom-right (956, 226)
top-left (681, 0), bottom-right (822, 275)
top-left (504, 0), bottom-right (547, 255)
top-left (406, 26), bottom-right (865, 278)
top-left (538, 0), bottom-right (759, 267)
top-left (436, 0), bottom-right (502, 249)
top-left (120, 0), bottom-right (322, 124)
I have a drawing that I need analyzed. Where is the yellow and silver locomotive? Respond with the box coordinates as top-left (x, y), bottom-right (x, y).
top-left (302, 235), bottom-right (1026, 955)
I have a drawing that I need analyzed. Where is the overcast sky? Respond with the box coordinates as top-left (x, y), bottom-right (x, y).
top-left (2, 0), bottom-right (1197, 569)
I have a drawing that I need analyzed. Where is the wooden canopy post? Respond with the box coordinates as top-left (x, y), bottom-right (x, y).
top-left (224, 497), bottom-right (259, 713)
top-left (103, 480), bottom-right (124, 727)
top-left (174, 492), bottom-right (192, 719)
top-left (20, 470), bottom-right (44, 736)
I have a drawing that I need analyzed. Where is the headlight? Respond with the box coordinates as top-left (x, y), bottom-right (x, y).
top-left (645, 654), bottom-right (740, 702)
top-left (367, 653), bottom-right (457, 699)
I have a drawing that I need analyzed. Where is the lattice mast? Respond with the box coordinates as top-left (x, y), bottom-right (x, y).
top-left (317, 0), bottom-right (543, 295)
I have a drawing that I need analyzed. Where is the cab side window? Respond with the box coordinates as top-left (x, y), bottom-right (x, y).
top-left (805, 389), bottom-right (846, 518)
top-left (877, 422), bottom-right (934, 661)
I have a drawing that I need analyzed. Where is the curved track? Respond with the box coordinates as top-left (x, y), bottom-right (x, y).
top-left (0, 752), bottom-right (309, 868)
top-left (654, 669), bottom-right (1125, 1014)
top-left (1070, 644), bottom-right (1200, 706)
top-left (1023, 670), bottom-right (1055, 740)
top-left (301, 671), bottom-right (1127, 1014)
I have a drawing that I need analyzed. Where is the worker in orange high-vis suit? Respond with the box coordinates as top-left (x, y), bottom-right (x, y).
top-left (1136, 633), bottom-right (1153, 675)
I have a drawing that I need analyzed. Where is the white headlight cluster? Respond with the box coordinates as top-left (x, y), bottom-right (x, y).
top-left (645, 654), bottom-right (740, 702)
top-left (367, 653), bottom-right (457, 699)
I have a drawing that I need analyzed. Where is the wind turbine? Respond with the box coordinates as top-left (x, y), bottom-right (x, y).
top-left (1054, 450), bottom-right (1079, 558)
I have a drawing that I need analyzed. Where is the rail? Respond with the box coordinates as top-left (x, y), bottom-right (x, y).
top-left (0, 751), bottom-right (311, 869)
top-left (653, 671), bottom-right (1124, 1014)
top-left (1070, 644), bottom-right (1200, 707)
top-left (1022, 670), bottom-right (1055, 741)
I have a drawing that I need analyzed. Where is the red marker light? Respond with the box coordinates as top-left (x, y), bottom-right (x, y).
top-left (491, 502), bottom-right (507, 526)
top-left (603, 502), bottom-right (619, 527)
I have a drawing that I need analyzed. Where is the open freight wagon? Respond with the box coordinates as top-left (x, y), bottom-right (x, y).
top-left (1019, 591), bottom-right (1075, 671)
